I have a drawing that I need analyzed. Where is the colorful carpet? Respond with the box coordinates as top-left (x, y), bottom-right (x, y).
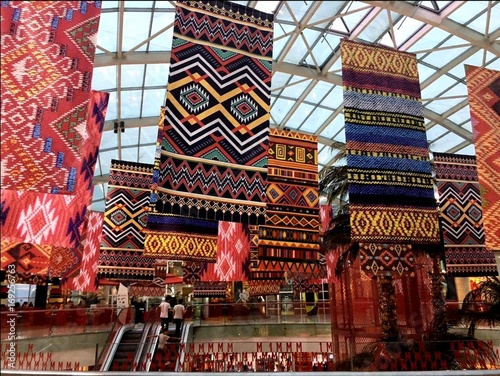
top-left (150, 0), bottom-right (273, 225)
top-left (465, 65), bottom-right (500, 251)
top-left (341, 39), bottom-right (440, 245)
top-left (434, 152), bottom-right (498, 276)
top-left (1, 1), bottom-right (103, 194)
top-left (256, 129), bottom-right (322, 282)
top-left (98, 160), bottom-right (156, 281)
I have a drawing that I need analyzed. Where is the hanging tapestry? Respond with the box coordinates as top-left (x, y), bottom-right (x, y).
top-left (341, 39), bottom-right (440, 245)
top-left (433, 153), bottom-right (498, 276)
top-left (149, 0), bottom-right (273, 225)
top-left (248, 280), bottom-right (281, 296)
top-left (129, 277), bottom-right (166, 297)
top-left (62, 211), bottom-right (104, 292)
top-left (1, 90), bottom-right (109, 251)
top-left (193, 281), bottom-right (228, 298)
top-left (358, 243), bottom-right (416, 278)
top-left (0, 240), bottom-right (51, 281)
top-left (256, 129), bottom-right (322, 280)
top-left (98, 160), bottom-right (155, 281)
top-left (465, 65), bottom-right (500, 251)
top-left (1, 1), bottom-right (103, 194)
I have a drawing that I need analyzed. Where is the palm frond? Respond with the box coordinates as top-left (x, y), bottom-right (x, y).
top-left (319, 165), bottom-right (349, 204)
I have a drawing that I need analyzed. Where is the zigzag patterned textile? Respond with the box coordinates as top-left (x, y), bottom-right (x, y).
top-left (465, 65), bottom-right (500, 251)
top-left (256, 129), bottom-right (322, 281)
top-left (341, 39), bottom-right (440, 245)
top-left (1, 1), bottom-right (103, 194)
top-left (248, 280), bottom-right (281, 296)
top-left (150, 0), bottom-right (273, 225)
top-left (98, 160), bottom-right (156, 281)
top-left (193, 281), bottom-right (228, 297)
top-left (433, 153), bottom-right (498, 276)
top-left (62, 211), bottom-right (104, 292)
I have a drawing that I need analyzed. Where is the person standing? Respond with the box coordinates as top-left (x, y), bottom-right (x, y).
top-left (159, 297), bottom-right (171, 330)
top-left (172, 299), bottom-right (186, 338)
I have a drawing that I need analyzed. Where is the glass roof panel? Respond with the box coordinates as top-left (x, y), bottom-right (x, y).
top-left (125, 1), bottom-right (153, 8)
top-left (102, 1), bottom-right (119, 9)
top-left (285, 103), bottom-right (315, 129)
top-left (270, 72), bottom-right (292, 94)
top-left (120, 90), bottom-right (143, 118)
top-left (91, 185), bottom-right (107, 212)
top-left (454, 143), bottom-right (475, 155)
top-left (270, 97), bottom-right (296, 124)
top-left (104, 91), bottom-right (118, 122)
top-left (96, 12), bottom-right (118, 53)
top-left (139, 145), bottom-right (156, 165)
top-left (121, 65), bottom-right (145, 88)
top-left (122, 12), bottom-right (152, 52)
top-left (145, 64), bottom-right (170, 87)
top-left (279, 77), bottom-right (312, 99)
top-left (283, 35), bottom-right (309, 64)
top-left (255, 1), bottom-right (280, 14)
top-left (308, 33), bottom-right (340, 67)
top-left (425, 124), bottom-right (450, 140)
top-left (447, 107), bottom-right (470, 126)
top-left (407, 26), bottom-right (450, 53)
top-left (358, 11), bottom-right (391, 42)
top-left (92, 66), bottom-right (117, 91)
top-left (341, 2), bottom-right (373, 31)
top-left (99, 130), bottom-right (119, 151)
top-left (120, 146), bottom-right (140, 163)
top-left (121, 127), bottom-right (140, 147)
top-left (309, 2), bottom-right (345, 28)
top-left (417, 64), bottom-right (439, 82)
top-left (320, 113), bottom-right (345, 140)
top-left (318, 146), bottom-right (339, 166)
top-left (305, 81), bottom-right (333, 105)
top-left (142, 89), bottom-right (167, 118)
top-left (140, 126), bottom-right (160, 145)
top-left (421, 75), bottom-right (458, 98)
top-left (155, 1), bottom-right (176, 9)
top-left (429, 132), bottom-right (467, 152)
top-left (319, 85), bottom-right (343, 109)
top-left (300, 107), bottom-right (332, 133)
top-left (150, 12), bottom-right (176, 52)
top-left (447, 2), bottom-right (488, 25)
top-left (426, 97), bottom-right (464, 114)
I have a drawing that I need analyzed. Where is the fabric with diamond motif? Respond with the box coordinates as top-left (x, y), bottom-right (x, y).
top-left (98, 160), bottom-right (155, 281)
top-left (434, 152), bottom-right (498, 276)
top-left (1, 1), bottom-right (103, 194)
top-left (149, 0), bottom-right (273, 225)
top-left (465, 65), bottom-right (500, 251)
top-left (341, 39), bottom-right (440, 245)
top-left (358, 243), bottom-right (415, 278)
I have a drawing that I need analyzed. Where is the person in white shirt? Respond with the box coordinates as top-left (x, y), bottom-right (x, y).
top-left (172, 299), bottom-right (186, 338)
top-left (159, 296), bottom-right (171, 330)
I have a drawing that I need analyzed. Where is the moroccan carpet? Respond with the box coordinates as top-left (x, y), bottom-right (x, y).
top-left (340, 39), bottom-right (440, 245)
top-left (434, 152), bottom-right (498, 276)
top-left (149, 0), bottom-right (273, 225)
top-left (255, 129), bottom-right (322, 283)
top-left (1, 1), bottom-right (103, 194)
top-left (465, 65), bottom-right (500, 251)
top-left (98, 160), bottom-right (156, 281)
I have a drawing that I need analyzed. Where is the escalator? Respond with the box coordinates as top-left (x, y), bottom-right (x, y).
top-left (109, 327), bottom-right (144, 371)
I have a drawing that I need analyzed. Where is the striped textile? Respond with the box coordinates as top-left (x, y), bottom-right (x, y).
top-left (149, 0), bottom-right (273, 225)
top-left (465, 65), bottom-right (500, 251)
top-left (341, 39), bottom-right (440, 245)
top-left (434, 153), bottom-right (498, 276)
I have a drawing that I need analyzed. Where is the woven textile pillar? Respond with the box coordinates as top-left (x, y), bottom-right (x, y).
top-left (434, 153), bottom-right (498, 276)
top-left (253, 129), bottom-right (324, 284)
top-left (98, 160), bottom-right (156, 281)
top-left (465, 65), bottom-right (500, 251)
top-left (150, 0), bottom-right (273, 225)
top-left (340, 39), bottom-right (440, 246)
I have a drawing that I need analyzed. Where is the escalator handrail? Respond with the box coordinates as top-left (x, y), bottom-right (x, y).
top-left (132, 306), bottom-right (160, 371)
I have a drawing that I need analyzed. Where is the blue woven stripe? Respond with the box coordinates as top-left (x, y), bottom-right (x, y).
top-left (345, 123), bottom-right (429, 148)
top-left (348, 183), bottom-right (436, 199)
top-left (346, 155), bottom-right (433, 174)
top-left (344, 90), bottom-right (423, 117)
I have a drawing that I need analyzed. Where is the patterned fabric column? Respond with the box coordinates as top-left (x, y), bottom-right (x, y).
top-left (434, 153), bottom-right (498, 276)
top-left (465, 65), bottom-right (500, 251)
top-left (341, 39), bottom-right (440, 247)
top-left (98, 160), bottom-right (156, 282)
top-left (254, 129), bottom-right (324, 286)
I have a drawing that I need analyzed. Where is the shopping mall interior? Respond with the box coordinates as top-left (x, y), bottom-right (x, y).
top-left (1, 0), bottom-right (499, 374)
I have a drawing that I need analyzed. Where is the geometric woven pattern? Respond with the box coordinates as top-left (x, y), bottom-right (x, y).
top-left (465, 65), bottom-right (500, 251)
top-left (1, 1), bottom-right (102, 194)
top-left (193, 281), bottom-right (228, 298)
top-left (434, 152), bottom-right (498, 276)
top-left (257, 129), bottom-right (321, 269)
top-left (98, 160), bottom-right (155, 281)
top-left (358, 243), bottom-right (416, 278)
top-left (341, 39), bottom-right (440, 245)
top-left (149, 0), bottom-right (274, 225)
top-left (0, 240), bottom-right (51, 279)
top-left (248, 280), bottom-right (281, 296)
top-left (62, 211), bottom-right (104, 292)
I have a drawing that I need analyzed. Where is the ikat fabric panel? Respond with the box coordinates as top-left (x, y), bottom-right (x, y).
top-left (340, 39), bottom-right (440, 245)
top-left (434, 153), bottom-right (498, 276)
top-left (149, 0), bottom-right (273, 225)
top-left (98, 160), bottom-right (156, 281)
top-left (465, 65), bottom-right (500, 251)
top-left (1, 1), bottom-right (103, 195)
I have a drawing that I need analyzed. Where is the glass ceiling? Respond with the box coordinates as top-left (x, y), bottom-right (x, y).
top-left (90, 0), bottom-right (500, 212)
